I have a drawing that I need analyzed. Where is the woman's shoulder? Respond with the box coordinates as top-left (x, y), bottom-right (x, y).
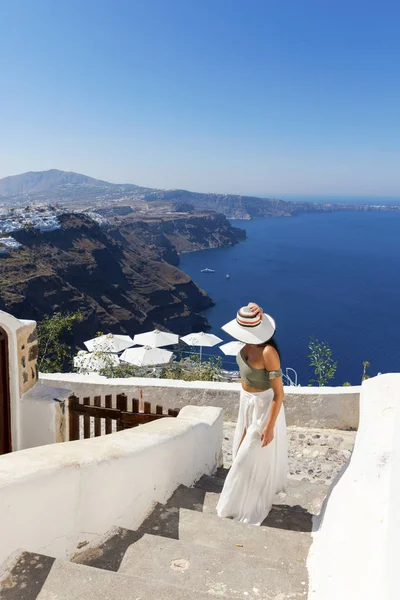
top-left (262, 344), bottom-right (278, 356)
top-left (262, 344), bottom-right (280, 370)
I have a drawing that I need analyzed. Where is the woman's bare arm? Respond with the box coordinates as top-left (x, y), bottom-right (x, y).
top-left (260, 345), bottom-right (284, 447)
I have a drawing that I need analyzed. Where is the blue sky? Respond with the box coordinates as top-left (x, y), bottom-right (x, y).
top-left (1, 0), bottom-right (399, 196)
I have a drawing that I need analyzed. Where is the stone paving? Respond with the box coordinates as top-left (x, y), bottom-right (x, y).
top-left (223, 422), bottom-right (356, 485)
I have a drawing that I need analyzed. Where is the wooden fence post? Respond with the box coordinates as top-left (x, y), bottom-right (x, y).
top-left (69, 395), bottom-right (80, 441)
top-left (83, 397), bottom-right (91, 439)
top-left (94, 396), bottom-right (101, 437)
top-left (105, 394), bottom-right (112, 434)
top-left (116, 394), bottom-right (128, 431)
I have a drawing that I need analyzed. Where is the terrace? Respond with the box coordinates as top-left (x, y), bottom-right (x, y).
top-left (0, 308), bottom-right (398, 599)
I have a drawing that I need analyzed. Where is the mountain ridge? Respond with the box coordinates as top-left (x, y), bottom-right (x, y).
top-left (1, 169), bottom-right (399, 220)
top-left (0, 169), bottom-right (139, 198)
top-left (0, 169), bottom-right (282, 210)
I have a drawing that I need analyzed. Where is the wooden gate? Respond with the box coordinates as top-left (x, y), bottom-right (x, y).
top-left (68, 394), bottom-right (180, 441)
top-left (0, 328), bottom-right (12, 454)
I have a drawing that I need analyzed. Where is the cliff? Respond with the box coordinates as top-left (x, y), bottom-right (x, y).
top-left (110, 212), bottom-right (246, 266)
top-left (0, 214), bottom-right (220, 347)
top-left (135, 191), bottom-right (400, 219)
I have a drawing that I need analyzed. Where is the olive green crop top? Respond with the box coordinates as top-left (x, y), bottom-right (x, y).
top-left (236, 349), bottom-right (282, 390)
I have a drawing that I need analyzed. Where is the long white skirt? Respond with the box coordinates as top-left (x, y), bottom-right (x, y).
top-left (216, 388), bottom-right (288, 526)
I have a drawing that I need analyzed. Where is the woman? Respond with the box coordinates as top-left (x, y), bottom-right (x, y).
top-left (216, 302), bottom-right (288, 525)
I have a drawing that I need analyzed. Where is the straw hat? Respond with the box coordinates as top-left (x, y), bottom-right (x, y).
top-left (221, 305), bottom-right (276, 345)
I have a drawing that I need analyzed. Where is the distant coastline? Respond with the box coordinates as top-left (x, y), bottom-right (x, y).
top-left (279, 195), bottom-right (400, 206)
top-left (1, 170), bottom-right (399, 221)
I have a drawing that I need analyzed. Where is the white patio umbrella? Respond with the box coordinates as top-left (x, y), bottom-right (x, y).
top-left (219, 341), bottom-right (245, 356)
top-left (133, 329), bottom-right (179, 348)
top-left (181, 332), bottom-right (223, 362)
top-left (120, 346), bottom-right (173, 367)
top-left (84, 334), bottom-right (134, 353)
top-left (74, 350), bottom-right (120, 373)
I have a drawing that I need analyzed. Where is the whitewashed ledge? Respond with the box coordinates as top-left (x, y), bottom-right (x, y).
top-left (307, 373), bottom-right (400, 600)
top-left (0, 405), bottom-right (223, 565)
top-left (40, 373), bottom-right (361, 430)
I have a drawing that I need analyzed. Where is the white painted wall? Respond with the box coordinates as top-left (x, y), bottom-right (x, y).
top-left (0, 311), bottom-right (35, 451)
top-left (307, 373), bottom-right (400, 600)
top-left (40, 372), bottom-right (360, 429)
top-left (385, 375), bottom-right (400, 600)
top-left (0, 405), bottom-right (223, 565)
top-left (19, 383), bottom-right (71, 449)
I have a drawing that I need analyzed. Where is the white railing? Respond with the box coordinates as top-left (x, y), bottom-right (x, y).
top-left (40, 372), bottom-right (361, 430)
top-left (283, 367), bottom-right (298, 386)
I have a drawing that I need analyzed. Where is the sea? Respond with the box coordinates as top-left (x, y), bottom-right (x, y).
top-left (179, 210), bottom-right (400, 386)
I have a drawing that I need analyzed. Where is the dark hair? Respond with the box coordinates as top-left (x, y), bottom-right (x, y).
top-left (258, 336), bottom-right (281, 360)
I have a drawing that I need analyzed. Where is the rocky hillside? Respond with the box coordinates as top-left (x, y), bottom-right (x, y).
top-left (139, 189), bottom-right (294, 219)
top-left (110, 212), bottom-right (246, 266)
top-left (2, 169), bottom-right (399, 219)
top-left (0, 170), bottom-right (139, 205)
top-left (0, 213), bottom-right (233, 347)
top-left (0, 169), bottom-right (303, 218)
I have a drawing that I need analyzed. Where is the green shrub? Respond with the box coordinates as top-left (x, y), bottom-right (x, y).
top-left (160, 354), bottom-right (222, 382)
top-left (38, 311), bottom-right (83, 372)
top-left (362, 361), bottom-right (370, 381)
top-left (99, 362), bottom-right (152, 378)
top-left (308, 335), bottom-right (338, 387)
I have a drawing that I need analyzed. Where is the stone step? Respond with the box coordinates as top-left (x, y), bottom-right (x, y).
top-left (71, 490), bottom-right (314, 575)
top-left (70, 484), bottom-right (211, 572)
top-left (71, 476), bottom-right (327, 573)
top-left (137, 498), bottom-right (311, 565)
top-left (195, 474), bottom-right (226, 493)
top-left (277, 478), bottom-right (329, 516)
top-left (177, 508), bottom-right (311, 562)
top-left (193, 477), bottom-right (221, 513)
top-left (119, 533), bottom-right (307, 599)
top-left (193, 474), bottom-right (329, 522)
top-left (0, 551), bottom-right (55, 600)
top-left (36, 559), bottom-right (235, 600)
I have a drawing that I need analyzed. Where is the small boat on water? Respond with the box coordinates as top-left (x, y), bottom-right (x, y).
top-left (226, 273), bottom-right (230, 279)
top-left (201, 268), bottom-right (215, 273)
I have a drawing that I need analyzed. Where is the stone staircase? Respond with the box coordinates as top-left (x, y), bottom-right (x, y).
top-left (0, 469), bottom-right (328, 600)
